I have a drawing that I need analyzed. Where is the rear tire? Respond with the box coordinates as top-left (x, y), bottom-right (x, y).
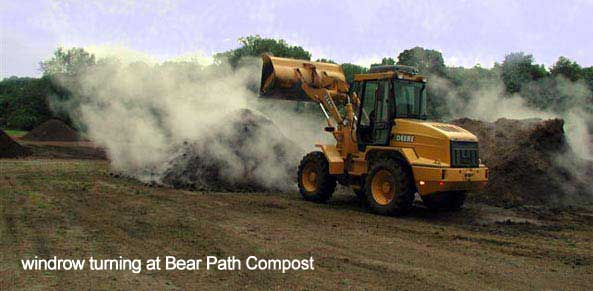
top-left (297, 151), bottom-right (336, 203)
top-left (364, 159), bottom-right (415, 215)
top-left (421, 191), bottom-right (467, 211)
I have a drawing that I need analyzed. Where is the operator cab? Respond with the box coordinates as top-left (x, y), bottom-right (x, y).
top-left (352, 65), bottom-right (427, 150)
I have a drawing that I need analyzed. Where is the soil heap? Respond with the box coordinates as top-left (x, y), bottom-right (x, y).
top-left (22, 119), bottom-right (80, 142)
top-left (161, 109), bottom-right (302, 192)
top-left (0, 130), bottom-right (30, 158)
top-left (452, 118), bottom-right (592, 206)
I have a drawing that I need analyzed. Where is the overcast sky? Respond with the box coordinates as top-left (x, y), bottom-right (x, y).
top-left (1, 0), bottom-right (593, 77)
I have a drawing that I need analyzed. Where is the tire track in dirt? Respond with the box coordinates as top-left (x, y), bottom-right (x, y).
top-left (3, 159), bottom-right (593, 290)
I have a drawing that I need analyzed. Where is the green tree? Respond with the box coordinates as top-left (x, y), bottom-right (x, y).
top-left (381, 57), bottom-right (396, 65)
top-left (340, 63), bottom-right (368, 83)
top-left (519, 77), bottom-right (559, 111)
top-left (397, 47), bottom-right (446, 76)
top-left (38, 47), bottom-right (97, 128)
top-left (501, 52), bottom-right (547, 93)
top-left (370, 57), bottom-right (396, 67)
top-left (40, 47), bottom-right (96, 77)
top-left (395, 47), bottom-right (447, 119)
top-left (214, 35), bottom-right (311, 68)
top-left (550, 56), bottom-right (582, 82)
top-left (583, 66), bottom-right (593, 90)
top-left (315, 58), bottom-right (336, 64)
top-left (0, 76), bottom-right (54, 130)
top-left (445, 65), bottom-right (500, 106)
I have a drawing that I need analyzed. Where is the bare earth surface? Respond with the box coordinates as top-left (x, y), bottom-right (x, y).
top-left (1, 142), bottom-right (593, 290)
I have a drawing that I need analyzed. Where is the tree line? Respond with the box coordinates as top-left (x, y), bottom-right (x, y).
top-left (1, 35), bottom-right (592, 130)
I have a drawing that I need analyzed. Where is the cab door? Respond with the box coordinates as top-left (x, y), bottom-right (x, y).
top-left (357, 79), bottom-right (392, 147)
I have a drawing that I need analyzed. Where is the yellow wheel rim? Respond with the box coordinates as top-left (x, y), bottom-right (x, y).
top-left (301, 163), bottom-right (318, 192)
top-left (371, 169), bottom-right (396, 205)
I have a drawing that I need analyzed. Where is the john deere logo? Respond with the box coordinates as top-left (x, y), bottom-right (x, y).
top-left (393, 134), bottom-right (415, 143)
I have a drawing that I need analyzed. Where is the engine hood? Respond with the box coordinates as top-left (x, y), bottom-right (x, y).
top-left (390, 118), bottom-right (480, 166)
top-left (393, 119), bottom-right (479, 142)
top-left (424, 121), bottom-right (479, 142)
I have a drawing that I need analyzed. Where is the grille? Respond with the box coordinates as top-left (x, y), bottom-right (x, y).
top-left (450, 141), bottom-right (479, 168)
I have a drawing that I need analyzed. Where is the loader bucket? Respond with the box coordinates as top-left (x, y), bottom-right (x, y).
top-left (259, 54), bottom-right (346, 102)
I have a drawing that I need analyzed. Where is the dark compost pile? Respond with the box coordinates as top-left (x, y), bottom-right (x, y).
top-left (161, 109), bottom-right (302, 192)
top-left (0, 130), bottom-right (30, 158)
top-left (22, 119), bottom-right (81, 142)
top-left (453, 118), bottom-right (592, 206)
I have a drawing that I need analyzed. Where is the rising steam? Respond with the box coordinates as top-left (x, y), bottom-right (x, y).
top-left (51, 53), bottom-right (328, 188)
top-left (51, 47), bottom-right (591, 199)
top-left (430, 74), bottom-right (592, 161)
top-left (431, 72), bottom-right (593, 199)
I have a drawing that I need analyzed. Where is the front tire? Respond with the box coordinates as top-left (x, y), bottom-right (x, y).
top-left (364, 159), bottom-right (415, 215)
top-left (297, 151), bottom-right (336, 203)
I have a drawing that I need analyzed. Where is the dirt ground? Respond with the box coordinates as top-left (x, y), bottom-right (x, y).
top-left (1, 142), bottom-right (593, 290)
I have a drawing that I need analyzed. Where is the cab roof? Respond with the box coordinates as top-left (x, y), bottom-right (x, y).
top-left (354, 65), bottom-right (426, 82)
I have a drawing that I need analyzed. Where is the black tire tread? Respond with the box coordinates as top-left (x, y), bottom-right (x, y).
top-left (364, 158), bottom-right (415, 215)
top-left (297, 151), bottom-right (336, 203)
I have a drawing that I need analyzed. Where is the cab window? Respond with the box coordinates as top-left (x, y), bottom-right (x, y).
top-left (394, 80), bottom-right (427, 118)
top-left (360, 81), bottom-right (377, 127)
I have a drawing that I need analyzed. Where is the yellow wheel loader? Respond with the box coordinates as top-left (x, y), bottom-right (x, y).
top-left (259, 54), bottom-right (488, 215)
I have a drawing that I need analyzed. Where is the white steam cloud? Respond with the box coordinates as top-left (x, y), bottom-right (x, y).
top-left (55, 54), bottom-right (329, 188)
top-left (430, 74), bottom-right (592, 161)
top-left (52, 47), bottom-right (591, 198)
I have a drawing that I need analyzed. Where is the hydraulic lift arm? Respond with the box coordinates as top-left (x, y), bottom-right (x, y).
top-left (259, 54), bottom-right (360, 149)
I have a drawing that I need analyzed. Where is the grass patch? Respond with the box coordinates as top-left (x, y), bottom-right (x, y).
top-left (2, 129), bottom-right (28, 137)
